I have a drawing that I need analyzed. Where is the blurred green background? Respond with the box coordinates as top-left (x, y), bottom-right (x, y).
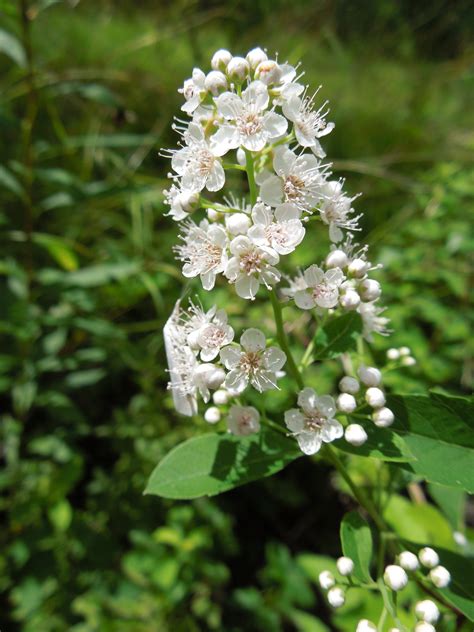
top-left (0, 0), bottom-right (473, 630)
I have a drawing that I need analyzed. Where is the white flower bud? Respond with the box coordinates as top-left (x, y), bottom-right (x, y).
top-left (348, 258), bottom-right (370, 278)
top-left (211, 49), bottom-right (232, 71)
top-left (429, 565), bottom-right (451, 588)
top-left (388, 629), bottom-right (401, 632)
top-left (226, 56), bottom-right (249, 81)
top-left (225, 212), bottom-right (251, 235)
top-left (255, 59), bottom-right (282, 85)
top-left (187, 329), bottom-right (200, 349)
top-left (357, 365), bottom-right (382, 387)
top-left (415, 600), bottom-right (440, 624)
top-left (339, 376), bottom-right (360, 394)
top-left (336, 556), bottom-right (354, 576)
top-left (176, 190), bottom-right (200, 214)
top-left (337, 393), bottom-right (357, 413)
top-left (246, 46), bottom-right (268, 69)
top-left (401, 356), bottom-right (416, 366)
top-left (340, 289), bottom-right (360, 310)
top-left (372, 406), bottom-right (394, 428)
top-left (204, 70), bottom-right (228, 95)
top-left (365, 387), bottom-right (386, 408)
top-left (345, 423), bottom-right (368, 446)
top-left (414, 623), bottom-right (436, 632)
top-left (326, 249), bottom-right (348, 269)
top-left (399, 346), bottom-right (411, 356)
top-left (204, 406), bottom-right (221, 424)
top-left (193, 364), bottom-right (225, 391)
top-left (356, 620), bottom-right (377, 632)
top-left (360, 278), bottom-right (381, 302)
top-left (213, 389), bottom-right (229, 405)
top-left (387, 348), bottom-right (400, 360)
top-left (318, 570), bottom-right (335, 590)
top-left (327, 586), bottom-right (345, 608)
top-left (207, 209), bottom-right (220, 221)
top-left (453, 531), bottom-right (467, 547)
top-left (398, 550), bottom-right (419, 571)
top-left (236, 147), bottom-right (246, 166)
top-left (383, 565), bottom-right (408, 591)
top-left (418, 547), bottom-right (439, 569)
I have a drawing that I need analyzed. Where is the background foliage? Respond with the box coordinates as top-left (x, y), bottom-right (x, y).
top-left (0, 0), bottom-right (473, 630)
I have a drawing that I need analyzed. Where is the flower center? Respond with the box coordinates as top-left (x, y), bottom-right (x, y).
top-left (196, 149), bottom-right (215, 176)
top-left (201, 324), bottom-right (225, 347)
top-left (283, 175), bottom-right (305, 202)
top-left (239, 351), bottom-right (262, 374)
top-left (240, 249), bottom-right (263, 274)
top-left (265, 223), bottom-right (286, 247)
top-left (238, 112), bottom-right (263, 137)
top-left (304, 411), bottom-right (325, 431)
top-left (311, 282), bottom-right (334, 301)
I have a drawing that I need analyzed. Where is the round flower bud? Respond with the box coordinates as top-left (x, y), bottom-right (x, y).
top-left (337, 393), bottom-right (357, 413)
top-left (255, 59), bottom-right (283, 85)
top-left (211, 48), bottom-right (232, 72)
top-left (318, 570), bottom-right (335, 590)
top-left (236, 147), bottom-right (246, 166)
top-left (174, 190), bottom-right (199, 215)
top-left (225, 212), bottom-right (251, 235)
top-left (193, 364), bottom-right (225, 391)
top-left (204, 70), bottom-right (228, 95)
top-left (226, 56), bottom-right (250, 82)
top-left (326, 249), bottom-right (348, 269)
top-left (365, 387), bottom-right (386, 409)
top-left (360, 279), bottom-right (382, 302)
top-left (204, 406), bottom-right (221, 424)
top-left (340, 289), bottom-right (361, 310)
top-left (401, 356), bottom-right (416, 366)
top-left (246, 46), bottom-right (268, 69)
top-left (207, 209), bottom-right (220, 221)
top-left (372, 406), bottom-right (394, 428)
top-left (339, 376), bottom-right (360, 394)
top-left (348, 258), bottom-right (370, 278)
top-left (414, 623), bottom-right (436, 632)
top-left (398, 550), bottom-right (419, 571)
top-left (336, 556), bottom-right (354, 576)
top-left (327, 586), bottom-right (345, 608)
top-left (213, 389), bottom-right (229, 405)
top-left (399, 346), bottom-right (411, 356)
top-left (357, 365), bottom-right (382, 387)
top-left (387, 348), bottom-right (400, 360)
top-left (383, 565), bottom-right (408, 591)
top-left (356, 620), bottom-right (377, 632)
top-left (429, 565), bottom-right (451, 588)
top-left (454, 531), bottom-right (467, 547)
top-left (415, 600), bottom-right (440, 624)
top-left (418, 547), bottom-right (439, 569)
top-left (345, 424), bottom-right (368, 447)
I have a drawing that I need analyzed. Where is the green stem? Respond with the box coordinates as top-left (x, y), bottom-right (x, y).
top-left (269, 289), bottom-right (304, 390)
top-left (244, 149), bottom-right (258, 206)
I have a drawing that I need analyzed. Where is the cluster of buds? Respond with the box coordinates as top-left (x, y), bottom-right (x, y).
top-left (387, 346), bottom-right (417, 367)
top-left (318, 556), bottom-right (355, 609)
top-left (384, 547), bottom-right (450, 592)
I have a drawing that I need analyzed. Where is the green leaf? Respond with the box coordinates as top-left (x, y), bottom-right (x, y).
top-left (388, 393), bottom-right (474, 492)
top-left (0, 28), bottom-right (26, 67)
top-left (428, 483), bottom-right (466, 531)
top-left (0, 165), bottom-right (25, 198)
top-left (66, 262), bottom-right (139, 287)
top-left (33, 234), bottom-right (79, 271)
top-left (335, 422), bottom-right (414, 462)
top-left (340, 511), bottom-right (373, 583)
top-left (312, 312), bottom-right (362, 360)
top-left (145, 427), bottom-right (301, 499)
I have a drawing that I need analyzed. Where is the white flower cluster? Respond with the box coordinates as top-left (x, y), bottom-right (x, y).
top-left (318, 556), bottom-right (355, 609)
top-left (387, 345), bottom-right (417, 367)
top-left (164, 301), bottom-right (286, 416)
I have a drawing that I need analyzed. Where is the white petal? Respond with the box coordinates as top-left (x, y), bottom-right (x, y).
top-left (304, 265), bottom-right (324, 288)
top-left (200, 347), bottom-right (219, 362)
top-left (251, 202), bottom-right (272, 227)
top-left (273, 146), bottom-right (296, 175)
top-left (260, 266), bottom-right (281, 287)
top-left (242, 80), bottom-right (269, 111)
top-left (200, 271), bottom-right (216, 290)
top-left (224, 257), bottom-right (239, 281)
top-left (274, 203), bottom-right (301, 221)
top-left (259, 175), bottom-right (283, 206)
top-left (247, 225), bottom-right (267, 245)
top-left (321, 419), bottom-right (343, 443)
top-left (297, 387), bottom-right (318, 411)
top-left (235, 275), bottom-right (260, 300)
top-left (242, 131), bottom-right (267, 152)
top-left (281, 95), bottom-right (301, 121)
top-left (215, 92), bottom-right (244, 119)
top-left (285, 409), bottom-right (305, 432)
top-left (294, 290), bottom-right (315, 310)
top-left (315, 287), bottom-right (339, 309)
top-left (297, 431), bottom-right (322, 455)
top-left (240, 328), bottom-right (266, 352)
top-left (329, 224), bottom-right (344, 243)
top-left (325, 268), bottom-right (345, 285)
top-left (224, 368), bottom-right (248, 393)
top-left (263, 112), bottom-right (288, 139)
top-left (206, 161), bottom-right (226, 192)
top-left (210, 125), bottom-right (240, 154)
top-left (219, 346), bottom-right (242, 369)
top-left (316, 395), bottom-right (337, 418)
top-left (263, 347), bottom-right (286, 371)
top-left (251, 370), bottom-right (278, 392)
top-left (230, 235), bottom-right (252, 256)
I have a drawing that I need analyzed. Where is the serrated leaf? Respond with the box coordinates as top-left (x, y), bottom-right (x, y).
top-left (145, 427), bottom-right (301, 499)
top-left (340, 511), bottom-right (373, 582)
top-left (335, 422), bottom-right (414, 462)
top-left (313, 312), bottom-right (362, 360)
top-left (388, 393), bottom-right (474, 492)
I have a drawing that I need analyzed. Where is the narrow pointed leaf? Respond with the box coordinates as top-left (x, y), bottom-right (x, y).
top-left (340, 511), bottom-right (373, 583)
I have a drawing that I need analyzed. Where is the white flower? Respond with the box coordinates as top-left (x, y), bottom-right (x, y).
top-left (383, 565), bottom-right (408, 591)
top-left (327, 586), bottom-right (345, 608)
top-left (225, 212), bottom-right (251, 236)
top-left (285, 387), bottom-right (342, 455)
top-left (320, 180), bottom-right (361, 243)
top-left (294, 264), bottom-right (345, 310)
top-left (185, 304), bottom-right (234, 362)
top-left (415, 600), bottom-right (440, 624)
top-left (163, 183), bottom-right (200, 221)
top-left (259, 146), bottom-right (325, 213)
top-left (247, 202), bottom-right (305, 255)
top-left (226, 405), bottom-right (260, 435)
top-left (318, 570), bottom-right (335, 590)
top-left (171, 122), bottom-right (226, 192)
top-left (280, 269), bottom-right (307, 300)
top-left (179, 68), bottom-right (206, 114)
top-left (336, 556), bottom-right (354, 576)
top-left (225, 235), bottom-right (280, 300)
top-left (429, 565), bottom-right (451, 588)
top-left (282, 92), bottom-right (334, 156)
top-left (212, 81), bottom-right (287, 152)
top-left (345, 423), bottom-right (368, 446)
top-left (193, 363), bottom-right (226, 402)
top-left (174, 219), bottom-right (228, 291)
top-left (398, 551), bottom-right (420, 572)
top-left (418, 547), bottom-right (439, 569)
top-left (220, 328), bottom-right (286, 393)
top-left (358, 301), bottom-right (391, 342)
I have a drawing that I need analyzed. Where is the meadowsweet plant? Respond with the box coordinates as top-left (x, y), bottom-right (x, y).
top-left (147, 47), bottom-right (473, 630)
